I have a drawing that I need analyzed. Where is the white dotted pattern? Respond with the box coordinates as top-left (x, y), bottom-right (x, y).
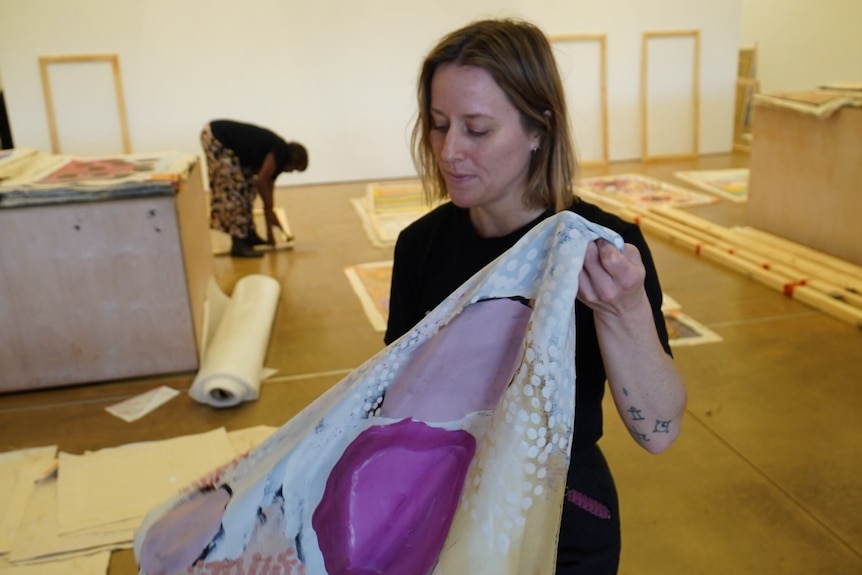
top-left (136, 212), bottom-right (623, 575)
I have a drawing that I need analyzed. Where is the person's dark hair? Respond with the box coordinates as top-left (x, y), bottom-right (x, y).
top-left (411, 18), bottom-right (577, 212)
top-left (287, 142), bottom-right (308, 172)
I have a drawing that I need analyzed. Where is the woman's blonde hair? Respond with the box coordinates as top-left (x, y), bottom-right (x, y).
top-left (411, 18), bottom-right (577, 212)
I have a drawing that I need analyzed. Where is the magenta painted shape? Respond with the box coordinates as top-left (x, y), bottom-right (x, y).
top-left (312, 419), bottom-right (476, 575)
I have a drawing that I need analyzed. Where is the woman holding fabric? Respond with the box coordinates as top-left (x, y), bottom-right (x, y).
top-left (200, 119), bottom-right (308, 257)
top-left (385, 18), bottom-right (687, 574)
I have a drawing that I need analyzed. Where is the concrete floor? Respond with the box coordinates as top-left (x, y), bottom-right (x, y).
top-left (1, 152), bottom-right (861, 574)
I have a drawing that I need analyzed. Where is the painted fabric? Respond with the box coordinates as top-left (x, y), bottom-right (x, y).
top-left (134, 211), bottom-right (624, 575)
top-left (200, 123), bottom-right (255, 239)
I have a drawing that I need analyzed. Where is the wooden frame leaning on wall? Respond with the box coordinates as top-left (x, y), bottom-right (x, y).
top-left (640, 30), bottom-right (701, 162)
top-left (38, 53), bottom-right (131, 154)
top-left (548, 33), bottom-right (609, 167)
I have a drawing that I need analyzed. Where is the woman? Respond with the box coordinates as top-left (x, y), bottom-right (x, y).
top-left (200, 119), bottom-right (308, 257)
top-left (385, 18), bottom-right (687, 574)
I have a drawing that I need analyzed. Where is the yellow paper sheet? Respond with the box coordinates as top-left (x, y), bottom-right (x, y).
top-left (227, 426), bottom-right (277, 456)
top-left (57, 428), bottom-right (236, 534)
top-left (8, 475), bottom-right (130, 563)
top-left (0, 551), bottom-right (110, 575)
top-left (0, 446), bottom-right (57, 553)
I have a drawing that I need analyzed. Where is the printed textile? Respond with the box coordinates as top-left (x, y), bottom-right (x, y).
top-left (133, 211), bottom-right (624, 575)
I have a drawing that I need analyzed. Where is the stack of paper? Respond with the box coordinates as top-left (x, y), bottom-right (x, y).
top-left (0, 426), bottom-right (275, 574)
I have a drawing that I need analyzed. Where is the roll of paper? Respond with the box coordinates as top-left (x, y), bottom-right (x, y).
top-left (189, 274), bottom-right (280, 408)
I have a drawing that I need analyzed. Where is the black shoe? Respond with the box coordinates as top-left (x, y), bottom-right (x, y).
top-left (247, 229), bottom-right (268, 247)
top-left (230, 237), bottom-right (263, 258)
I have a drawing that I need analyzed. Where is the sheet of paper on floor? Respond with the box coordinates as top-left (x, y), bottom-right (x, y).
top-left (2, 426), bottom-right (277, 567)
top-left (0, 551), bottom-right (110, 575)
top-left (7, 474), bottom-right (132, 563)
top-left (56, 428), bottom-right (236, 535)
top-left (104, 386), bottom-right (180, 423)
top-left (0, 447), bottom-right (58, 553)
top-left (226, 425), bottom-right (278, 455)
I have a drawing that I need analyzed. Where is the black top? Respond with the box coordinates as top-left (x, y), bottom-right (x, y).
top-left (210, 120), bottom-right (291, 179)
top-left (385, 199), bottom-right (671, 452)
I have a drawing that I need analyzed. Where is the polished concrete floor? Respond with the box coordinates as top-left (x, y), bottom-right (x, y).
top-left (1, 153), bottom-right (861, 574)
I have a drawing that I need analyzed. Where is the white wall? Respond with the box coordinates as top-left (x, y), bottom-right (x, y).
top-left (0, 0), bottom-right (742, 186)
top-left (740, 0), bottom-right (862, 93)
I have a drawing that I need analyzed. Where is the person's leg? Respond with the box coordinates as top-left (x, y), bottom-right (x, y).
top-left (201, 127), bottom-right (260, 257)
top-left (556, 443), bottom-right (621, 575)
top-left (200, 124), bottom-right (223, 232)
top-left (225, 167), bottom-right (262, 257)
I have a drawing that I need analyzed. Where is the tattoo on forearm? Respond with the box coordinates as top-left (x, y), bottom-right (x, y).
top-left (653, 420), bottom-right (671, 433)
top-left (627, 406), bottom-right (645, 421)
top-left (629, 425), bottom-right (649, 442)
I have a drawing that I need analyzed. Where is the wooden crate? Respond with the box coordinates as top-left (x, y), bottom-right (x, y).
top-left (0, 160), bottom-right (212, 392)
top-left (747, 100), bottom-right (862, 266)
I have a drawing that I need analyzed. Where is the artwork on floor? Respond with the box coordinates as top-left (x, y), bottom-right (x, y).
top-left (345, 260), bottom-right (722, 347)
top-left (674, 168), bottom-right (749, 203)
top-left (134, 212), bottom-right (624, 575)
top-left (660, 294), bottom-right (723, 346)
top-left (350, 180), bottom-right (440, 247)
top-left (344, 261), bottom-right (392, 332)
top-left (575, 173), bottom-right (718, 210)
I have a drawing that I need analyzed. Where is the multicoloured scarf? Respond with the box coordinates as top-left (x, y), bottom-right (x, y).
top-left (134, 211), bottom-right (623, 575)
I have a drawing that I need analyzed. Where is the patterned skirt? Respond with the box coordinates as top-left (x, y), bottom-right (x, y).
top-left (200, 123), bottom-right (256, 239)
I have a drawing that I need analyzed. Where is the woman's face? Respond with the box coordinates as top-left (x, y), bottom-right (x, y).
top-left (429, 63), bottom-right (538, 211)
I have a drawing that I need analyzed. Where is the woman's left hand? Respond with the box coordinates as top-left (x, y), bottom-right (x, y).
top-left (577, 238), bottom-right (687, 454)
top-left (577, 239), bottom-right (647, 317)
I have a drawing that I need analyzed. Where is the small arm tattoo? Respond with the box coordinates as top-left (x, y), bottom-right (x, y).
top-left (653, 420), bottom-right (672, 434)
top-left (629, 425), bottom-right (650, 442)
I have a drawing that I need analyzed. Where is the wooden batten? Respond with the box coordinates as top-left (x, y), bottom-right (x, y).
top-left (586, 196), bottom-right (862, 328)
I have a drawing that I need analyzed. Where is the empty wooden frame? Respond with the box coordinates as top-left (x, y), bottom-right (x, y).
top-left (38, 53), bottom-right (131, 154)
top-left (548, 34), bottom-right (609, 166)
top-left (640, 30), bottom-right (701, 162)
top-left (733, 45), bottom-right (759, 153)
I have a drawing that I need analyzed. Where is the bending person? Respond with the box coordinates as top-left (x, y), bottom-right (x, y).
top-left (201, 119), bottom-right (308, 257)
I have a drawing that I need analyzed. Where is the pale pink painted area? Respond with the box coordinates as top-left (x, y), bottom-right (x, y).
top-left (138, 487), bottom-right (230, 575)
top-left (312, 419), bottom-right (476, 575)
top-left (380, 298), bottom-right (531, 422)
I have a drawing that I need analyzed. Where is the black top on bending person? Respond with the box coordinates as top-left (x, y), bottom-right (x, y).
top-left (202, 119), bottom-right (307, 257)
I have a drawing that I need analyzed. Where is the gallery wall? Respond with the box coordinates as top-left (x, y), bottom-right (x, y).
top-left (740, 0), bottom-right (862, 92)
top-left (0, 0), bottom-right (743, 186)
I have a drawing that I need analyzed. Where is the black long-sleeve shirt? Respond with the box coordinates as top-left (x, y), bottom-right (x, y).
top-left (385, 199), bottom-right (671, 452)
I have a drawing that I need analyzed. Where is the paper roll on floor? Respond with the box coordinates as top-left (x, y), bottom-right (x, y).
top-left (190, 275), bottom-right (281, 408)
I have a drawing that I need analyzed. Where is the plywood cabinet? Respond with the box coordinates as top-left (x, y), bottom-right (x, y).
top-left (0, 157), bottom-right (212, 392)
top-left (747, 93), bottom-right (862, 266)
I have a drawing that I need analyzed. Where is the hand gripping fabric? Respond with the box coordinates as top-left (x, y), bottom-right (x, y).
top-left (134, 211), bottom-right (624, 575)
